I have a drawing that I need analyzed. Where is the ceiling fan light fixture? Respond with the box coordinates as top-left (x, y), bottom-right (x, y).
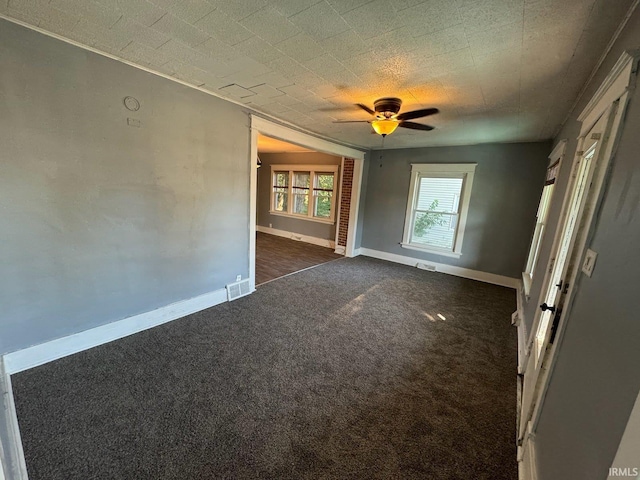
top-left (371, 119), bottom-right (399, 137)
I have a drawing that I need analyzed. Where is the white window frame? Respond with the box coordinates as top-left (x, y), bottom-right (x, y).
top-left (522, 140), bottom-right (565, 296)
top-left (269, 164), bottom-right (339, 224)
top-left (401, 163), bottom-right (476, 258)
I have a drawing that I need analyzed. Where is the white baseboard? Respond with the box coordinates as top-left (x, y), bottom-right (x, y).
top-left (359, 248), bottom-right (520, 289)
top-left (334, 246), bottom-right (346, 255)
top-left (257, 225), bottom-right (335, 249)
top-left (0, 359), bottom-right (28, 480)
top-left (2, 288), bottom-right (228, 375)
top-left (352, 248), bottom-right (362, 256)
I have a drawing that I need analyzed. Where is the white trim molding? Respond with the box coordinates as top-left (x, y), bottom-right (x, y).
top-left (251, 117), bottom-right (365, 161)
top-left (257, 225), bottom-right (336, 249)
top-left (344, 157), bottom-right (364, 258)
top-left (515, 282), bottom-right (528, 375)
top-left (518, 422), bottom-right (539, 480)
top-left (359, 248), bottom-right (519, 289)
top-left (578, 50), bottom-right (639, 135)
top-left (2, 289), bottom-right (228, 375)
top-left (401, 163), bottom-right (477, 257)
top-left (549, 139), bottom-right (567, 162)
top-left (0, 359), bottom-right (28, 480)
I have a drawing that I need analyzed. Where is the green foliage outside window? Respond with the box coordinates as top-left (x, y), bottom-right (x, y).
top-left (414, 199), bottom-right (446, 236)
top-left (314, 174), bottom-right (334, 218)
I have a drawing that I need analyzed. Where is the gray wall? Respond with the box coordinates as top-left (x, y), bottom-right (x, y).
top-left (528, 9), bottom-right (640, 480)
top-left (257, 152), bottom-right (341, 241)
top-left (360, 142), bottom-right (551, 278)
top-left (0, 20), bottom-right (250, 354)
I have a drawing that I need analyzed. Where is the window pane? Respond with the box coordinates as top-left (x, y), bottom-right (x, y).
top-left (290, 172), bottom-right (310, 215)
top-left (315, 173), bottom-right (334, 190)
top-left (274, 172), bottom-right (288, 187)
top-left (314, 191), bottom-right (332, 218)
top-left (411, 211), bottom-right (458, 250)
top-left (416, 177), bottom-right (463, 213)
top-left (313, 173), bottom-right (334, 219)
top-left (293, 172), bottom-right (310, 188)
top-left (274, 191), bottom-right (288, 212)
top-left (293, 193), bottom-right (308, 215)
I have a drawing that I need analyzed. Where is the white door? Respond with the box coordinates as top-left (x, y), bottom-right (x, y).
top-left (518, 109), bottom-right (613, 441)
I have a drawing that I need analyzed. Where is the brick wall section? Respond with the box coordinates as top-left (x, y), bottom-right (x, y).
top-left (337, 158), bottom-right (354, 247)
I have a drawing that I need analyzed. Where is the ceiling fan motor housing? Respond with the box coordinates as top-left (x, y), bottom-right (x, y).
top-left (374, 97), bottom-right (402, 118)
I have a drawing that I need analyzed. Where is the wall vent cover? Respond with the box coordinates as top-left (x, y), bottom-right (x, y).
top-left (226, 279), bottom-right (251, 301)
top-left (416, 263), bottom-right (437, 272)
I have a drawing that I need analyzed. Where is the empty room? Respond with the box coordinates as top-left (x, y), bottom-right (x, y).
top-left (1, 1), bottom-right (640, 479)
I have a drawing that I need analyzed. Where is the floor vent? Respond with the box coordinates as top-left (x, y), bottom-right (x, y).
top-left (416, 262), bottom-right (437, 272)
top-left (226, 279), bottom-right (251, 301)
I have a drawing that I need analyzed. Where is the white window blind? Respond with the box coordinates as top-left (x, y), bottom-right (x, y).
top-left (402, 164), bottom-right (476, 257)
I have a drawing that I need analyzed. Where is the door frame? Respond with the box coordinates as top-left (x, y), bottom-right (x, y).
top-left (249, 116), bottom-right (366, 291)
top-left (519, 51), bottom-right (639, 450)
top-left (520, 109), bottom-right (614, 441)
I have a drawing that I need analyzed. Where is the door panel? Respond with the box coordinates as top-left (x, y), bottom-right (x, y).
top-left (519, 110), bottom-right (612, 440)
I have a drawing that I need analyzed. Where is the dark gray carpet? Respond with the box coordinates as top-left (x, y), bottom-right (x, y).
top-left (12, 257), bottom-right (517, 480)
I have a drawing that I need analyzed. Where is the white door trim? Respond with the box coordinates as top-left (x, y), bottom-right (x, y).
top-left (522, 49), bottom-right (639, 438)
top-left (0, 359), bottom-right (28, 480)
top-left (518, 422), bottom-right (539, 480)
top-left (578, 50), bottom-right (639, 135)
top-left (345, 157), bottom-right (364, 257)
top-left (251, 117), bottom-right (365, 160)
top-left (250, 117), bottom-right (366, 282)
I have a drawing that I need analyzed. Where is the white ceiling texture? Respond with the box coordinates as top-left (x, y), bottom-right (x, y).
top-left (0, 0), bottom-right (635, 149)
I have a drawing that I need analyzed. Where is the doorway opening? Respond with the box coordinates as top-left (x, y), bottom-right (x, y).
top-left (249, 116), bottom-right (365, 290)
top-left (256, 135), bottom-right (343, 285)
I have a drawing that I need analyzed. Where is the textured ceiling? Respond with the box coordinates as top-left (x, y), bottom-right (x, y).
top-left (0, 0), bottom-right (634, 149)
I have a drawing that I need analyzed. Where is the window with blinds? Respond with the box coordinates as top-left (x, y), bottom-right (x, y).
top-left (402, 164), bottom-right (476, 256)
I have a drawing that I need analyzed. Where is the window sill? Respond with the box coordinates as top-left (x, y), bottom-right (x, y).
top-left (269, 210), bottom-right (335, 225)
top-left (400, 243), bottom-right (462, 258)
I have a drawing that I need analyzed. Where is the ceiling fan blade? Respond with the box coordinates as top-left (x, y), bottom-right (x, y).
top-left (397, 107), bottom-right (439, 121)
top-left (333, 120), bottom-right (371, 123)
top-left (355, 103), bottom-right (375, 115)
top-left (399, 121), bottom-right (434, 131)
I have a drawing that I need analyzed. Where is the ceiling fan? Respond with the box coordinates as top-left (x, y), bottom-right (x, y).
top-left (333, 97), bottom-right (439, 137)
